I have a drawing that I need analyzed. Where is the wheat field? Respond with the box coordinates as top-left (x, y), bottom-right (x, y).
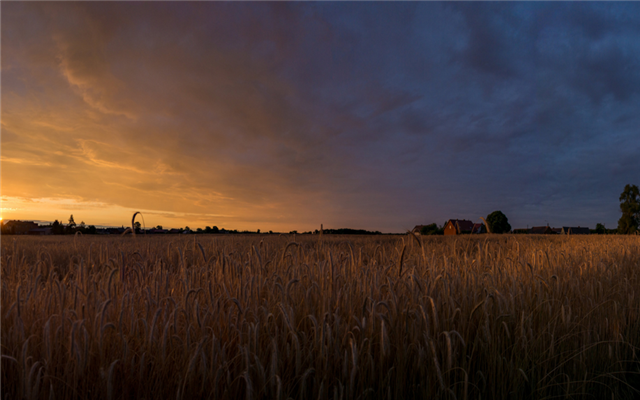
top-left (2, 234), bottom-right (639, 399)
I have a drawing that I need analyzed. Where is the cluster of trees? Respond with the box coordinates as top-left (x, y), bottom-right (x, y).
top-left (194, 226), bottom-right (261, 234)
top-left (419, 223), bottom-right (443, 235)
top-left (311, 228), bottom-right (382, 235)
top-left (485, 211), bottom-right (511, 233)
top-left (50, 215), bottom-right (97, 235)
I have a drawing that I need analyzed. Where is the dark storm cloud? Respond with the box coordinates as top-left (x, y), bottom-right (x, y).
top-left (3, 2), bottom-right (639, 230)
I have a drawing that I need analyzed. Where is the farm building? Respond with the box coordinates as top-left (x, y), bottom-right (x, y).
top-left (28, 227), bottom-right (52, 235)
top-left (471, 223), bottom-right (486, 234)
top-left (444, 219), bottom-right (475, 235)
top-left (560, 227), bottom-right (590, 235)
top-left (1, 220), bottom-right (39, 235)
top-left (147, 228), bottom-right (169, 234)
top-left (530, 226), bottom-right (555, 234)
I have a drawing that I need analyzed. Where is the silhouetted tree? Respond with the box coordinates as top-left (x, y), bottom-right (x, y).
top-left (486, 211), bottom-right (511, 234)
top-left (52, 220), bottom-right (64, 235)
top-left (595, 223), bottom-right (605, 234)
top-left (618, 184), bottom-right (639, 234)
top-left (65, 215), bottom-right (76, 234)
top-left (420, 223), bottom-right (440, 235)
top-left (76, 221), bottom-right (86, 234)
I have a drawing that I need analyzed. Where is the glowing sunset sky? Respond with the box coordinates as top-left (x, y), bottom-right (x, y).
top-left (2, 2), bottom-right (639, 232)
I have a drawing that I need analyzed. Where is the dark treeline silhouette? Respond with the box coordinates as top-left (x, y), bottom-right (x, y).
top-left (1, 215), bottom-right (98, 235)
top-left (311, 228), bottom-right (382, 235)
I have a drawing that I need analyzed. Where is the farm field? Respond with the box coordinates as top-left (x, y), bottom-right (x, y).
top-left (2, 234), bottom-right (639, 399)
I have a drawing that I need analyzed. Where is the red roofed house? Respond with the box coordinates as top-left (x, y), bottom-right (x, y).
top-left (444, 219), bottom-right (475, 235)
top-left (472, 223), bottom-right (487, 234)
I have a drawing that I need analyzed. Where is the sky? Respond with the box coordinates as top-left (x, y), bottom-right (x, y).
top-left (2, 2), bottom-right (639, 232)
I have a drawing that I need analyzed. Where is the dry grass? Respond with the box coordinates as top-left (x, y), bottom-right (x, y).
top-left (2, 233), bottom-right (639, 399)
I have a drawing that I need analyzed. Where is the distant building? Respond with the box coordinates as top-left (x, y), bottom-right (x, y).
top-left (28, 227), bottom-right (52, 235)
top-left (444, 219), bottom-right (475, 235)
top-left (560, 227), bottom-right (590, 235)
top-left (147, 228), bottom-right (169, 234)
top-left (530, 226), bottom-right (555, 234)
top-left (168, 228), bottom-right (181, 234)
top-left (471, 223), bottom-right (486, 234)
top-left (2, 220), bottom-right (39, 235)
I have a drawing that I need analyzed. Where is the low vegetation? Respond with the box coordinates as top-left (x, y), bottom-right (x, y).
top-left (2, 234), bottom-right (639, 399)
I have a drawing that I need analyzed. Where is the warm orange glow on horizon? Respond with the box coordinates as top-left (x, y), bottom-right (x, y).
top-left (5, 3), bottom-right (627, 232)
top-left (0, 196), bottom-right (281, 231)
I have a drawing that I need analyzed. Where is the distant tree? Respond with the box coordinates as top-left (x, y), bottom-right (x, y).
top-left (64, 215), bottom-right (76, 234)
top-left (205, 226), bottom-right (212, 233)
top-left (86, 225), bottom-right (97, 234)
top-left (196, 228), bottom-right (203, 233)
top-left (211, 226), bottom-right (219, 233)
top-left (156, 225), bottom-right (163, 230)
top-left (486, 211), bottom-right (511, 234)
top-left (618, 184), bottom-right (640, 234)
top-left (420, 223), bottom-right (439, 235)
top-left (595, 223), bottom-right (606, 234)
top-left (52, 220), bottom-right (64, 235)
top-left (257, 229), bottom-right (260, 234)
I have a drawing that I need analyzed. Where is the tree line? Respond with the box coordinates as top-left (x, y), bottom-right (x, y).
top-left (3, 185), bottom-right (639, 236)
